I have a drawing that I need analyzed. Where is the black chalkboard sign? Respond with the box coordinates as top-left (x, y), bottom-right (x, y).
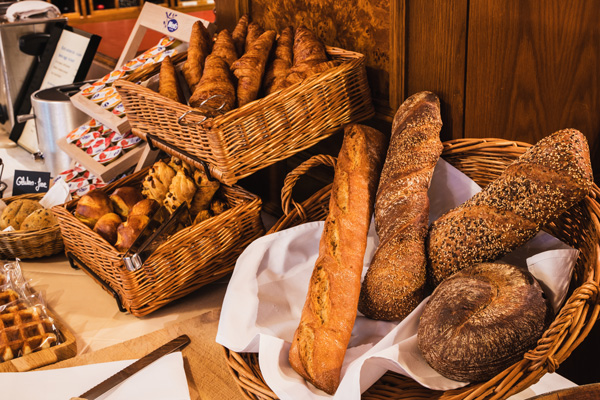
top-left (12, 170), bottom-right (51, 195)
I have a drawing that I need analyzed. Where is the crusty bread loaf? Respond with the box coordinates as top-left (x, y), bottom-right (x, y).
top-left (358, 91), bottom-right (443, 321)
top-left (417, 262), bottom-right (552, 382)
top-left (427, 128), bottom-right (593, 287)
top-left (288, 124), bottom-right (387, 395)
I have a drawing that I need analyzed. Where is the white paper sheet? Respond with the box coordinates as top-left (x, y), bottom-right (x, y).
top-left (0, 352), bottom-right (191, 400)
top-left (216, 159), bottom-right (578, 399)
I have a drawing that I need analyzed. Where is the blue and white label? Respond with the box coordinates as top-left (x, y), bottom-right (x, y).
top-left (164, 12), bottom-right (179, 32)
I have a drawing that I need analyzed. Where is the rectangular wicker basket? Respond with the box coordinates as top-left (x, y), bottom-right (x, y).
top-left (0, 193), bottom-right (64, 259)
top-left (113, 46), bottom-right (374, 186)
top-left (52, 166), bottom-right (265, 317)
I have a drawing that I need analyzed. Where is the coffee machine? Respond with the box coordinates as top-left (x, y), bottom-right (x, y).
top-left (0, 15), bottom-right (67, 147)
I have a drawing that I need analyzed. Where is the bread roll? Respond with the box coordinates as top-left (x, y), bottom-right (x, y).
top-left (288, 124), bottom-right (387, 395)
top-left (129, 199), bottom-right (160, 218)
top-left (93, 213), bottom-right (122, 245)
top-left (115, 215), bottom-right (150, 253)
top-left (418, 262), bottom-right (552, 382)
top-left (75, 190), bottom-right (113, 228)
top-left (231, 30), bottom-right (276, 107)
top-left (20, 208), bottom-right (58, 231)
top-left (358, 91), bottom-right (443, 321)
top-left (0, 199), bottom-right (43, 230)
top-left (110, 186), bottom-right (144, 219)
top-left (427, 128), bottom-right (593, 287)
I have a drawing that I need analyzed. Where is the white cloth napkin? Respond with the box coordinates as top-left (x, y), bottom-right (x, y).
top-left (6, 1), bottom-right (61, 22)
top-left (0, 352), bottom-right (190, 400)
top-left (216, 159), bottom-right (578, 399)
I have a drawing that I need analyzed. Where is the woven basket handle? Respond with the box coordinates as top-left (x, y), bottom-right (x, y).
top-left (281, 154), bottom-right (337, 218)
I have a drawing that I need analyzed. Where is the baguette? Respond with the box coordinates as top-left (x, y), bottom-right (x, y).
top-left (288, 124), bottom-right (387, 395)
top-left (358, 91), bottom-right (443, 321)
top-left (427, 128), bottom-right (593, 287)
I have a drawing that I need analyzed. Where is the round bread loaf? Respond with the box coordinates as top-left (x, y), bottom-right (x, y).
top-left (21, 209), bottom-right (58, 231)
top-left (417, 262), bottom-right (552, 382)
top-left (0, 199), bottom-right (43, 230)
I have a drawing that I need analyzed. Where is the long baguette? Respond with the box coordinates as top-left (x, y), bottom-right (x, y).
top-left (358, 91), bottom-right (443, 321)
top-left (427, 128), bottom-right (593, 287)
top-left (288, 124), bottom-right (387, 394)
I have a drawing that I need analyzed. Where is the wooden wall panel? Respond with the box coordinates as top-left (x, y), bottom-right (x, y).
top-left (464, 1), bottom-right (600, 165)
top-left (249, 0), bottom-right (391, 110)
top-left (404, 0), bottom-right (468, 141)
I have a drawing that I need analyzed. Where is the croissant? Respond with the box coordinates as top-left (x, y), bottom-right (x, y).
top-left (158, 56), bottom-right (183, 103)
top-left (263, 26), bottom-right (294, 95)
top-left (231, 14), bottom-right (249, 58)
top-left (189, 54), bottom-right (236, 113)
top-left (182, 21), bottom-right (212, 93)
top-left (211, 29), bottom-right (238, 68)
top-left (245, 22), bottom-right (265, 54)
top-left (283, 25), bottom-right (329, 87)
top-left (231, 30), bottom-right (276, 107)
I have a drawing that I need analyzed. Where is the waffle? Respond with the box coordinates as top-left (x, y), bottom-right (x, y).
top-left (0, 293), bottom-right (57, 362)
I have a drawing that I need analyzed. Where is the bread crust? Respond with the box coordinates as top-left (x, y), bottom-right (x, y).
top-left (427, 128), bottom-right (593, 287)
top-left (358, 91), bottom-right (443, 321)
top-left (417, 262), bottom-right (552, 382)
top-left (288, 124), bottom-right (387, 394)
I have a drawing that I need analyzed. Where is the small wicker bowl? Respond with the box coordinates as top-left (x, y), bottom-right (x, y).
top-left (0, 193), bottom-right (63, 259)
top-left (223, 138), bottom-right (600, 400)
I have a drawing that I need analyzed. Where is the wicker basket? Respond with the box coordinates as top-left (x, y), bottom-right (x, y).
top-left (0, 193), bottom-right (63, 259)
top-left (52, 165), bottom-right (265, 317)
top-left (222, 139), bottom-right (600, 400)
top-left (113, 46), bottom-right (374, 186)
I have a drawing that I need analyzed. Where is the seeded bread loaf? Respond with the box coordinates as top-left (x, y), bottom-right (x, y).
top-left (358, 91), bottom-right (443, 321)
top-left (418, 262), bottom-right (552, 382)
top-left (288, 124), bottom-right (387, 394)
top-left (426, 128), bottom-right (593, 287)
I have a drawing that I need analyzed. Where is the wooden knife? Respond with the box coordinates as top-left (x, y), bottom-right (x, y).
top-left (70, 334), bottom-right (191, 400)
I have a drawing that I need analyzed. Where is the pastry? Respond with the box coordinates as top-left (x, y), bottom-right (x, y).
top-left (142, 160), bottom-right (176, 204)
top-left (109, 186), bottom-right (144, 219)
top-left (158, 55), bottom-right (183, 103)
top-left (231, 14), bottom-right (249, 57)
top-left (93, 212), bottom-right (122, 245)
top-left (163, 169), bottom-right (197, 213)
top-left (211, 29), bottom-right (238, 67)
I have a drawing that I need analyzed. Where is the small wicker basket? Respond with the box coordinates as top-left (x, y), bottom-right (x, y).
top-left (53, 165), bottom-right (265, 317)
top-left (0, 193), bottom-right (63, 259)
top-left (223, 139), bottom-right (600, 400)
top-left (114, 46), bottom-right (374, 186)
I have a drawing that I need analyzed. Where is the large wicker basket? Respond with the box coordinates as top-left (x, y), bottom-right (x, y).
top-left (0, 193), bottom-right (63, 259)
top-left (114, 46), bottom-right (374, 186)
top-left (52, 165), bottom-right (265, 317)
top-left (223, 139), bottom-right (600, 399)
